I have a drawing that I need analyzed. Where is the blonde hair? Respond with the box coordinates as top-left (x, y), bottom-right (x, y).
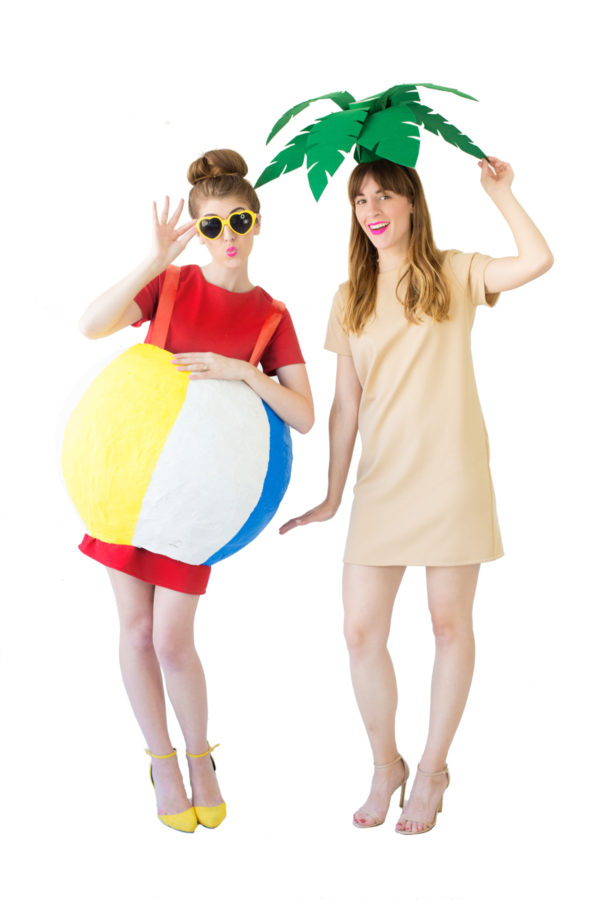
top-left (345, 160), bottom-right (450, 334)
top-left (187, 149), bottom-right (260, 217)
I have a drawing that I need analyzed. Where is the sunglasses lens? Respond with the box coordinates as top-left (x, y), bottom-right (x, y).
top-left (229, 212), bottom-right (254, 235)
top-left (199, 217), bottom-right (222, 239)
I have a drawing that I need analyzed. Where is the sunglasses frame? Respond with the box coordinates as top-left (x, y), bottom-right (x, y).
top-left (196, 209), bottom-right (257, 241)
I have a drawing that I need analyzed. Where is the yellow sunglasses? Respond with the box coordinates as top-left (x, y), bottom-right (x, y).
top-left (196, 209), bottom-right (257, 240)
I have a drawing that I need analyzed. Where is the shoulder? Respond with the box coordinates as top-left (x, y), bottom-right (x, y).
top-left (441, 249), bottom-right (492, 284)
top-left (441, 249), bottom-right (470, 277)
top-left (176, 264), bottom-right (203, 286)
top-left (332, 280), bottom-right (350, 308)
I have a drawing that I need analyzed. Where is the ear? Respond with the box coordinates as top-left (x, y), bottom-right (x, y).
top-left (253, 213), bottom-right (261, 236)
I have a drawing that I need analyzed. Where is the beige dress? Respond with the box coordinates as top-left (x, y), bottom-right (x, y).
top-left (325, 250), bottom-right (504, 566)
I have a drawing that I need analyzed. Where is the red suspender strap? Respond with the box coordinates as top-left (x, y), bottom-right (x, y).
top-left (249, 299), bottom-right (286, 368)
top-left (148, 265), bottom-right (181, 350)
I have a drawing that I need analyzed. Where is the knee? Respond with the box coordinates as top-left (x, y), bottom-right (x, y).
top-left (344, 618), bottom-right (380, 657)
top-left (153, 627), bottom-right (196, 671)
top-left (430, 611), bottom-right (473, 646)
top-left (120, 615), bottom-right (154, 653)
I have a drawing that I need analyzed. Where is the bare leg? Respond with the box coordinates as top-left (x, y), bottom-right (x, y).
top-left (152, 586), bottom-right (223, 808)
top-left (343, 563), bottom-right (407, 826)
top-left (397, 564), bottom-right (479, 834)
top-left (107, 568), bottom-right (190, 815)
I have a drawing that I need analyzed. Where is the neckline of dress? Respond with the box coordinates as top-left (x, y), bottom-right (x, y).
top-left (377, 264), bottom-right (408, 279)
top-left (197, 265), bottom-right (258, 296)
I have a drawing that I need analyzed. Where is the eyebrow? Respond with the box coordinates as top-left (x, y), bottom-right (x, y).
top-left (355, 188), bottom-right (389, 198)
top-left (202, 206), bottom-right (246, 217)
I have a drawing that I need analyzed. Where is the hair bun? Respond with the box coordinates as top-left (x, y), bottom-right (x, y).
top-left (187, 149), bottom-right (248, 186)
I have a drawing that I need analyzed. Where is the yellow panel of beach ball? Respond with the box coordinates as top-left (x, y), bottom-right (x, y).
top-left (61, 343), bottom-right (188, 545)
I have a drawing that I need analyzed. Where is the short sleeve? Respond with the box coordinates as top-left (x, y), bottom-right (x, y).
top-left (131, 273), bottom-right (162, 326)
top-left (324, 287), bottom-right (352, 356)
top-left (260, 309), bottom-right (305, 376)
top-left (466, 252), bottom-right (500, 307)
top-left (444, 250), bottom-right (500, 308)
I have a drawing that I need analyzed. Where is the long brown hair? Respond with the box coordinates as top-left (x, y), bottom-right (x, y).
top-left (345, 161), bottom-right (449, 333)
top-left (187, 149), bottom-right (260, 217)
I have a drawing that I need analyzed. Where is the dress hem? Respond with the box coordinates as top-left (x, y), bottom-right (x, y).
top-left (342, 551), bottom-right (505, 567)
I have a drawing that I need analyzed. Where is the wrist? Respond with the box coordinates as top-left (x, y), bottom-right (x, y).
top-left (486, 184), bottom-right (515, 205)
top-left (240, 360), bottom-right (258, 384)
top-left (325, 494), bottom-right (341, 513)
top-left (139, 256), bottom-right (167, 282)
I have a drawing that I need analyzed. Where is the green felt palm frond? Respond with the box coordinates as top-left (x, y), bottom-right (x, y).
top-left (407, 103), bottom-right (486, 160)
top-left (266, 91), bottom-right (356, 144)
top-left (256, 82), bottom-right (486, 200)
top-left (306, 107), bottom-right (370, 200)
top-left (254, 128), bottom-right (313, 190)
top-left (355, 106), bottom-right (420, 167)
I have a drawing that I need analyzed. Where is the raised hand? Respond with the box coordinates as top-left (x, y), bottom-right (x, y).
top-left (478, 156), bottom-right (514, 198)
top-left (150, 197), bottom-right (198, 268)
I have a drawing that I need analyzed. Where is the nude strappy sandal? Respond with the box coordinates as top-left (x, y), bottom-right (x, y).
top-left (395, 763), bottom-right (450, 835)
top-left (353, 754), bottom-right (410, 828)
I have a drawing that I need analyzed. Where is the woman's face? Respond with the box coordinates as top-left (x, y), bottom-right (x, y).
top-left (353, 174), bottom-right (413, 256)
top-left (195, 194), bottom-right (260, 269)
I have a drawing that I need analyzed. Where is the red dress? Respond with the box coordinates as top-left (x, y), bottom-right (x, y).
top-left (79, 266), bottom-right (305, 593)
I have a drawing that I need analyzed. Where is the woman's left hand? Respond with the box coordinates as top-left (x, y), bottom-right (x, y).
top-left (479, 156), bottom-right (514, 197)
top-left (172, 352), bottom-right (251, 381)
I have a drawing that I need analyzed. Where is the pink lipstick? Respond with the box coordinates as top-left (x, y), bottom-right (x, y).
top-left (226, 247), bottom-right (237, 257)
top-left (368, 221), bottom-right (389, 235)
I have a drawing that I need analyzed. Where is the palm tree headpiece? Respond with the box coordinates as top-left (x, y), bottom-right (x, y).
top-left (255, 83), bottom-right (487, 201)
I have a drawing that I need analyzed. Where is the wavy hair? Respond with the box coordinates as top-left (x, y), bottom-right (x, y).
top-left (344, 161), bottom-right (449, 333)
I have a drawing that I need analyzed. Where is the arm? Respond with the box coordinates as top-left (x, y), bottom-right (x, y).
top-left (279, 354), bottom-right (362, 533)
top-left (79, 198), bottom-right (197, 338)
top-left (171, 354), bottom-right (314, 434)
top-left (477, 157), bottom-right (554, 294)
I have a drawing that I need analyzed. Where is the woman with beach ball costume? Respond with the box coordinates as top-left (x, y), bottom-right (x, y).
top-left (71, 149), bottom-right (314, 833)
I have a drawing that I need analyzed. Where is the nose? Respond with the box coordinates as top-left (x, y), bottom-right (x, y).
top-left (364, 197), bottom-right (381, 217)
top-left (223, 224), bottom-right (236, 241)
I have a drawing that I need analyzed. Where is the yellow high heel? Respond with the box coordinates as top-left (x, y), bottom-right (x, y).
top-left (145, 748), bottom-right (197, 834)
top-left (186, 745), bottom-right (227, 829)
top-left (353, 754), bottom-right (410, 828)
top-left (395, 763), bottom-right (450, 835)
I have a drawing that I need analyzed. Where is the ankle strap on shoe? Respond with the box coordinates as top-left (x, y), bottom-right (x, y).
top-left (145, 747), bottom-right (177, 759)
top-left (374, 754), bottom-right (404, 769)
top-left (186, 743), bottom-right (220, 759)
top-left (417, 763), bottom-right (448, 777)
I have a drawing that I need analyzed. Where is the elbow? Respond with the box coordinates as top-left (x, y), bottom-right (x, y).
top-left (297, 407), bottom-right (315, 435)
top-left (539, 250), bottom-right (554, 275)
top-left (79, 315), bottom-right (105, 340)
top-left (78, 315), bottom-right (97, 339)
top-left (529, 250), bottom-right (554, 280)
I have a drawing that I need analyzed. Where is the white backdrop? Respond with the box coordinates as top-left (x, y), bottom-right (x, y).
top-left (2, 1), bottom-right (598, 898)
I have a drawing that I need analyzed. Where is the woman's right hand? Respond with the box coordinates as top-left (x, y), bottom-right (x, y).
top-left (279, 500), bottom-right (338, 535)
top-left (150, 196), bottom-right (198, 269)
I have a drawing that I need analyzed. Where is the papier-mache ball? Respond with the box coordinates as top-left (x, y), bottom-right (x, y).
top-left (61, 343), bottom-right (293, 565)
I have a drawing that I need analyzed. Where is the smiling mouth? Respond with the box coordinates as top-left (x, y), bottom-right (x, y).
top-left (368, 222), bottom-right (389, 235)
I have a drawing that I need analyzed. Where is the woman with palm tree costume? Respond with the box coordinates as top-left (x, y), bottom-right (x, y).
top-left (271, 85), bottom-right (553, 833)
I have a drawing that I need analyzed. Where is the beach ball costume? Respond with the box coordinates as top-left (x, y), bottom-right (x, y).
top-left (63, 265), bottom-right (305, 593)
